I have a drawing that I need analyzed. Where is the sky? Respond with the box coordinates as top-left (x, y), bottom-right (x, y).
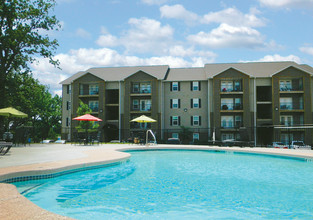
top-left (29, 0), bottom-right (313, 96)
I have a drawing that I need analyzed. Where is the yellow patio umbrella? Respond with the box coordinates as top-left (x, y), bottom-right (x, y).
top-left (0, 107), bottom-right (28, 118)
top-left (130, 115), bottom-right (156, 123)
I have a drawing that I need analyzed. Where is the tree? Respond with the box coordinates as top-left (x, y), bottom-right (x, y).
top-left (5, 71), bottom-right (62, 142)
top-left (75, 101), bottom-right (99, 133)
top-left (0, 0), bottom-right (60, 108)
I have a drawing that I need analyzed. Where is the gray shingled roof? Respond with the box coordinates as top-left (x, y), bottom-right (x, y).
top-left (204, 61), bottom-right (313, 78)
top-left (60, 65), bottom-right (169, 84)
top-left (165, 67), bottom-right (206, 81)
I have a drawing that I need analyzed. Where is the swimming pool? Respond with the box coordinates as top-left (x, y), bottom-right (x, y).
top-left (13, 150), bottom-right (313, 219)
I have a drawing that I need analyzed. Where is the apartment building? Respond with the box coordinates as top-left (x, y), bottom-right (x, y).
top-left (60, 61), bottom-right (313, 146)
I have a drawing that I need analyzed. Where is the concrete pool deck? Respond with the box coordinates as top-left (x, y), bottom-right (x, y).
top-left (1, 143), bottom-right (313, 219)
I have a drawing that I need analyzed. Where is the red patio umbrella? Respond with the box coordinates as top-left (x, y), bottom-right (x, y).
top-left (73, 114), bottom-right (102, 144)
top-left (73, 114), bottom-right (102, 121)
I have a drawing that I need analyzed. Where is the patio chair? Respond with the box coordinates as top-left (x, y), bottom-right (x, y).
top-left (0, 142), bottom-right (13, 155)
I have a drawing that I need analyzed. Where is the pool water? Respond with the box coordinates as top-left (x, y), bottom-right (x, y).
top-left (14, 150), bottom-right (313, 219)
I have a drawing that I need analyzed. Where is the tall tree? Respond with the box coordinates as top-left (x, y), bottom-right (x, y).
top-left (0, 0), bottom-right (60, 108)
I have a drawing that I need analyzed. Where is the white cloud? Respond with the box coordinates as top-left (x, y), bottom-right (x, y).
top-left (96, 34), bottom-right (119, 47)
top-left (160, 4), bottom-right (199, 24)
top-left (141, 0), bottom-right (168, 5)
top-left (122, 17), bottom-right (174, 54)
top-left (187, 23), bottom-right (265, 49)
top-left (202, 7), bottom-right (265, 27)
top-left (75, 28), bottom-right (91, 39)
top-left (242, 54), bottom-right (302, 63)
top-left (31, 46), bottom-right (216, 95)
top-left (300, 47), bottom-right (313, 56)
top-left (258, 0), bottom-right (313, 8)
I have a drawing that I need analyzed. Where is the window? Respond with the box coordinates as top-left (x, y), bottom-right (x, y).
top-left (221, 116), bottom-right (233, 128)
top-left (89, 101), bottom-right (99, 112)
top-left (280, 80), bottom-right (292, 91)
top-left (191, 98), bottom-right (201, 108)
top-left (221, 98), bottom-right (233, 110)
top-left (140, 100), bottom-right (151, 111)
top-left (221, 133), bottom-right (234, 141)
top-left (140, 83), bottom-right (151, 93)
top-left (66, 117), bottom-right (70, 127)
top-left (280, 115), bottom-right (293, 126)
top-left (281, 133), bottom-right (293, 144)
top-left (171, 82), bottom-right (180, 91)
top-left (191, 81), bottom-right (200, 91)
top-left (66, 85), bottom-right (71, 94)
top-left (193, 133), bottom-right (199, 141)
top-left (66, 101), bottom-right (71, 110)
top-left (172, 133), bottom-right (179, 139)
top-left (170, 116), bottom-right (180, 126)
top-left (89, 84), bottom-right (99, 95)
top-left (132, 99), bottom-right (139, 110)
top-left (280, 97), bottom-right (292, 110)
top-left (234, 80), bottom-right (242, 91)
top-left (132, 83), bottom-right (140, 93)
top-left (171, 99), bottom-right (180, 109)
top-left (235, 115), bottom-right (242, 127)
top-left (221, 81), bottom-right (233, 92)
top-left (235, 98), bottom-right (242, 110)
top-left (191, 115), bottom-right (201, 126)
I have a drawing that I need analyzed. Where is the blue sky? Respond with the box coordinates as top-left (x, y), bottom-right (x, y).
top-left (30, 0), bottom-right (313, 95)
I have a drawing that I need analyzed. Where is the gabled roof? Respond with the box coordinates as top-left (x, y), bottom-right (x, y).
top-left (165, 67), bottom-right (206, 81)
top-left (60, 65), bottom-right (169, 84)
top-left (204, 61), bottom-right (313, 78)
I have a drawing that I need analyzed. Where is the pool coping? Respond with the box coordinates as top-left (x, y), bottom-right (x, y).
top-left (1, 144), bottom-right (313, 219)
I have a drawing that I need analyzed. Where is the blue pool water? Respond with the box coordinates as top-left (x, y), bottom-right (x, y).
top-left (13, 150), bottom-right (313, 219)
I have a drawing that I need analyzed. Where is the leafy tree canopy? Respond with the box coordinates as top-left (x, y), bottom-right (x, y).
top-left (0, 0), bottom-right (60, 107)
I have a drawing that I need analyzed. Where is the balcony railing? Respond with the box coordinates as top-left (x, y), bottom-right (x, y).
top-left (280, 102), bottom-right (304, 110)
top-left (131, 104), bottom-right (152, 112)
top-left (130, 123), bottom-right (152, 129)
top-left (80, 90), bottom-right (99, 95)
top-left (221, 87), bottom-right (242, 92)
top-left (221, 122), bottom-right (243, 129)
top-left (132, 88), bottom-right (151, 94)
top-left (89, 107), bottom-right (99, 112)
top-left (279, 86), bottom-right (303, 92)
top-left (221, 103), bottom-right (243, 110)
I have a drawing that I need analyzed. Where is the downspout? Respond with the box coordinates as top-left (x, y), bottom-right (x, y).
top-left (161, 80), bottom-right (164, 139)
top-left (119, 80), bottom-right (122, 141)
top-left (207, 80), bottom-right (210, 141)
top-left (254, 77), bottom-right (257, 147)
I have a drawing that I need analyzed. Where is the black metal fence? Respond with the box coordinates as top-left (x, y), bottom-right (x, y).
top-left (62, 125), bottom-right (313, 147)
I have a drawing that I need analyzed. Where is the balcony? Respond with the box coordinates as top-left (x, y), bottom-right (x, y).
top-left (221, 103), bottom-right (243, 111)
top-left (79, 84), bottom-right (99, 96)
top-left (131, 83), bottom-right (151, 95)
top-left (220, 87), bottom-right (243, 93)
top-left (280, 102), bottom-right (304, 111)
top-left (131, 104), bottom-right (152, 112)
top-left (279, 79), bottom-right (303, 93)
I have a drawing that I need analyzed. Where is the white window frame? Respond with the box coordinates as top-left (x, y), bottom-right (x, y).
top-left (280, 97), bottom-right (292, 110)
top-left (172, 99), bottom-right (179, 109)
top-left (89, 84), bottom-right (99, 95)
top-left (193, 115), bottom-right (200, 126)
top-left (193, 133), bottom-right (199, 141)
top-left (280, 115), bottom-right (293, 126)
top-left (221, 116), bottom-right (234, 128)
top-left (280, 80), bottom-right (292, 91)
top-left (172, 116), bottom-right (179, 126)
top-left (140, 99), bottom-right (151, 111)
top-left (172, 82), bottom-right (179, 91)
top-left (140, 83), bottom-right (151, 93)
top-left (222, 133), bottom-right (234, 141)
top-left (221, 81), bottom-right (233, 92)
top-left (193, 98), bottom-right (199, 108)
top-left (221, 98), bottom-right (233, 110)
top-left (192, 81), bottom-right (199, 91)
